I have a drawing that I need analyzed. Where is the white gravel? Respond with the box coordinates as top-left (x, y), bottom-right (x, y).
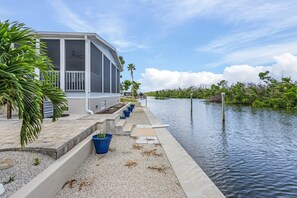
top-left (56, 135), bottom-right (186, 198)
top-left (0, 151), bottom-right (55, 198)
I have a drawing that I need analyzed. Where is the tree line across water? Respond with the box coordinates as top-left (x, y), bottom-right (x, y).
top-left (146, 71), bottom-right (297, 109)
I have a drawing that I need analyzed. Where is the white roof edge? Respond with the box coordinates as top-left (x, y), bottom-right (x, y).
top-left (36, 31), bottom-right (123, 71)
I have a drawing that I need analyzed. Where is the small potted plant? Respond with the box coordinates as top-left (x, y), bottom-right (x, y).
top-left (92, 131), bottom-right (113, 154)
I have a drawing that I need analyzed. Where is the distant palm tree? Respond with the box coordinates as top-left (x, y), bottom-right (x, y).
top-left (127, 63), bottom-right (135, 82)
top-left (127, 64), bottom-right (136, 97)
top-left (0, 20), bottom-right (67, 146)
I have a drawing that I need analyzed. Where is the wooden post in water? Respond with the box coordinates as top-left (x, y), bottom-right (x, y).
top-left (190, 92), bottom-right (193, 114)
top-left (221, 92), bottom-right (225, 123)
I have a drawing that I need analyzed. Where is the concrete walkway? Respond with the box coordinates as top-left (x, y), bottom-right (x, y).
top-left (0, 116), bottom-right (99, 159)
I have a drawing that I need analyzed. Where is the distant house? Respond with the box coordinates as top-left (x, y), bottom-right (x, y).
top-left (38, 32), bottom-right (123, 115)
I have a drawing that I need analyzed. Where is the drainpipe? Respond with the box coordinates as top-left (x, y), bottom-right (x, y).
top-left (85, 92), bottom-right (93, 114)
top-left (85, 35), bottom-right (94, 114)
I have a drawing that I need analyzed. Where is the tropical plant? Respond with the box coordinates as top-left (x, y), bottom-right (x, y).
top-left (146, 71), bottom-right (297, 110)
top-left (132, 81), bottom-right (141, 97)
top-left (127, 63), bottom-right (136, 97)
top-left (127, 63), bottom-right (135, 82)
top-left (121, 80), bottom-right (132, 92)
top-left (119, 56), bottom-right (125, 66)
top-left (0, 20), bottom-right (67, 146)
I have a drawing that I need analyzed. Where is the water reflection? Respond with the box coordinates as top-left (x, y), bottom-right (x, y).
top-left (147, 97), bottom-right (297, 198)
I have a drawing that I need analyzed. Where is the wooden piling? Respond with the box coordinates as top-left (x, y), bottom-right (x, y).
top-left (190, 93), bottom-right (193, 114)
top-left (221, 92), bottom-right (225, 123)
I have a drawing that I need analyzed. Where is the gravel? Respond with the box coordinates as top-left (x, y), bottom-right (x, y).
top-left (0, 151), bottom-right (55, 198)
top-left (56, 135), bottom-right (186, 198)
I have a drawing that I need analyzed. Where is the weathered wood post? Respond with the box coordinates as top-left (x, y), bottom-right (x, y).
top-left (221, 92), bottom-right (225, 123)
top-left (190, 92), bottom-right (193, 114)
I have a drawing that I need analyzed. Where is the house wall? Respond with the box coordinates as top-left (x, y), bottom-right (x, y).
top-left (90, 40), bottom-right (118, 66)
top-left (65, 95), bottom-right (120, 114)
top-left (39, 33), bottom-right (122, 114)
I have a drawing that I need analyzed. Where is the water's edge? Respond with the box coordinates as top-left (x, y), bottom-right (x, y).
top-left (144, 108), bottom-right (225, 198)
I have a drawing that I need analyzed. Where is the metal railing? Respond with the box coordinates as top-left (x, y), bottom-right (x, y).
top-left (40, 71), bottom-right (60, 88)
top-left (65, 71), bottom-right (85, 91)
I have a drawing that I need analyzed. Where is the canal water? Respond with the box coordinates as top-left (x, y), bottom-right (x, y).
top-left (145, 97), bottom-right (297, 197)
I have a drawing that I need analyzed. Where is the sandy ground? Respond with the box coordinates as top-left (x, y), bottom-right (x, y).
top-left (0, 151), bottom-right (55, 197)
top-left (56, 135), bottom-right (186, 198)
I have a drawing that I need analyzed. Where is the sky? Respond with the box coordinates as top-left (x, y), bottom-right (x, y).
top-left (1, 0), bottom-right (297, 91)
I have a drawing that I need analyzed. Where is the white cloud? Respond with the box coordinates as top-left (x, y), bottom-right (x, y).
top-left (48, 0), bottom-right (94, 32)
top-left (140, 53), bottom-right (297, 91)
top-left (48, 0), bottom-right (149, 51)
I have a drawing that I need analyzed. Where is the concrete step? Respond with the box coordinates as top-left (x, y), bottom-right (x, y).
top-left (116, 119), bottom-right (126, 127)
top-left (123, 123), bottom-right (134, 135)
top-left (123, 123), bottom-right (134, 133)
top-left (115, 119), bottom-right (126, 135)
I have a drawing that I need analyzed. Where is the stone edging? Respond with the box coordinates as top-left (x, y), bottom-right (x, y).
top-left (144, 109), bottom-right (225, 198)
top-left (10, 132), bottom-right (95, 198)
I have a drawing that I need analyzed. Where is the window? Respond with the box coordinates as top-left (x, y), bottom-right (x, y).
top-left (91, 43), bottom-right (103, 92)
top-left (112, 64), bottom-right (117, 93)
top-left (104, 56), bottom-right (110, 92)
top-left (65, 40), bottom-right (85, 71)
top-left (41, 39), bottom-right (60, 70)
top-left (117, 68), bottom-right (120, 93)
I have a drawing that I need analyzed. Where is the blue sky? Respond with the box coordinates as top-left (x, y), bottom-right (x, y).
top-left (1, 0), bottom-right (297, 91)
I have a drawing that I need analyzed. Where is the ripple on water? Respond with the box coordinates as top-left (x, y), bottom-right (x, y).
top-left (147, 98), bottom-right (297, 198)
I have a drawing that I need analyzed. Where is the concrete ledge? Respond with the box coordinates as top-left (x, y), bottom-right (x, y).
top-left (144, 109), bottom-right (225, 198)
top-left (10, 132), bottom-right (96, 198)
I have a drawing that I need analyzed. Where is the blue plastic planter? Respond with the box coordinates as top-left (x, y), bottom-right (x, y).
top-left (123, 110), bottom-right (130, 117)
top-left (128, 106), bottom-right (133, 112)
top-left (92, 134), bottom-right (112, 154)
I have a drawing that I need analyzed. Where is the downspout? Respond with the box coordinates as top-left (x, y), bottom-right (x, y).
top-left (85, 92), bottom-right (93, 114)
top-left (85, 35), bottom-right (94, 114)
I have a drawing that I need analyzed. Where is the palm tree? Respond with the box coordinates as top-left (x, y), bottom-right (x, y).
top-left (127, 64), bottom-right (136, 97)
top-left (127, 63), bottom-right (135, 82)
top-left (0, 20), bottom-right (67, 146)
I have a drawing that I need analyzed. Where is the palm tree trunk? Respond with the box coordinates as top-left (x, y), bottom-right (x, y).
top-left (7, 102), bottom-right (12, 119)
top-left (131, 72), bottom-right (134, 98)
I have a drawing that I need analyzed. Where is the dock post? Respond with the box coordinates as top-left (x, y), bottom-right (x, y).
top-left (221, 92), bottom-right (225, 123)
top-left (146, 96), bottom-right (147, 107)
top-left (190, 92), bottom-right (193, 114)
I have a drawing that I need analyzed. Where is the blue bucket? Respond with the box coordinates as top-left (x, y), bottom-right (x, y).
top-left (92, 134), bottom-right (112, 154)
top-left (130, 104), bottom-right (135, 109)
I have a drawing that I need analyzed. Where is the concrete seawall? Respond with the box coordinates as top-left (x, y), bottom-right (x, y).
top-left (144, 108), bottom-right (225, 198)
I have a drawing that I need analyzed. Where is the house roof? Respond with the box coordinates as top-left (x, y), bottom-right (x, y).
top-left (37, 31), bottom-right (123, 71)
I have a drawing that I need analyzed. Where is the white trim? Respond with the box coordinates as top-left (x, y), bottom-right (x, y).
top-left (84, 36), bottom-right (93, 114)
top-left (110, 61), bottom-right (112, 93)
top-left (102, 53), bottom-right (104, 93)
top-left (115, 66), bottom-right (117, 93)
top-left (60, 39), bottom-right (65, 91)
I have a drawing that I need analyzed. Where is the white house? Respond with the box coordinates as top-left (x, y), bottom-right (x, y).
top-left (38, 32), bottom-right (123, 115)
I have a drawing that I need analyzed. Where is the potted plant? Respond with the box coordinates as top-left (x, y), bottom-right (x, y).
top-left (123, 109), bottom-right (130, 117)
top-left (92, 132), bottom-right (113, 154)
